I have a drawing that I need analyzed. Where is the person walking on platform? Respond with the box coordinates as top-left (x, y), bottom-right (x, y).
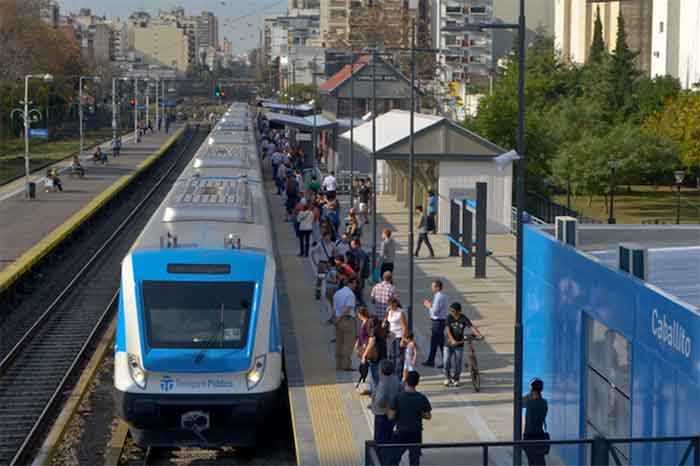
top-left (443, 302), bottom-right (482, 387)
top-left (371, 271), bottom-right (395, 321)
top-left (414, 206), bottom-right (434, 258)
top-left (333, 278), bottom-right (358, 370)
top-left (371, 360), bottom-right (401, 448)
top-left (386, 297), bottom-right (407, 378)
top-left (427, 190), bottom-right (437, 234)
top-left (523, 378), bottom-right (549, 466)
top-left (387, 371), bottom-right (432, 466)
top-left (422, 280), bottom-right (447, 368)
top-left (379, 229), bottom-right (397, 277)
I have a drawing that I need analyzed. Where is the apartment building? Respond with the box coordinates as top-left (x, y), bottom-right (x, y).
top-left (432, 0), bottom-right (493, 118)
top-left (321, 0), bottom-right (351, 45)
top-left (132, 22), bottom-right (192, 72)
top-left (650, 0), bottom-right (700, 89)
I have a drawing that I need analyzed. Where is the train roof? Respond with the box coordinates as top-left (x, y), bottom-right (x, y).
top-left (130, 103), bottom-right (272, 255)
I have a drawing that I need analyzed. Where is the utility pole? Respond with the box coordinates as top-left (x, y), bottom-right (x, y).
top-left (371, 47), bottom-right (378, 273)
top-left (134, 78), bottom-right (139, 143)
top-left (349, 51), bottom-right (355, 207)
top-left (408, 19), bottom-right (416, 332)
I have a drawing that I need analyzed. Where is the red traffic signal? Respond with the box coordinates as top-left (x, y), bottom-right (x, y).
top-left (129, 99), bottom-right (135, 106)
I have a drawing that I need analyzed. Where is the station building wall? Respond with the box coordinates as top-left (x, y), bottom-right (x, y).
top-left (523, 225), bottom-right (700, 465)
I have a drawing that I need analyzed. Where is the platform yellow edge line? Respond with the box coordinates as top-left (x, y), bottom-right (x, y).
top-left (0, 128), bottom-right (185, 294)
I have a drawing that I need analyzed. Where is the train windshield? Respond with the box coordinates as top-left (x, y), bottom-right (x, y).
top-left (141, 281), bottom-right (255, 349)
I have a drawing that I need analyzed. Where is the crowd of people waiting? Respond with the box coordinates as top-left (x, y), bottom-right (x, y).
top-left (257, 113), bottom-right (550, 466)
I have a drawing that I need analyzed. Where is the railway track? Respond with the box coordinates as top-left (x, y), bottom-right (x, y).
top-left (0, 127), bottom-right (206, 466)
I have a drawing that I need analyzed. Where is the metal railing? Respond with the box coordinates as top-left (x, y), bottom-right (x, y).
top-left (527, 192), bottom-right (602, 225)
top-left (366, 435), bottom-right (700, 466)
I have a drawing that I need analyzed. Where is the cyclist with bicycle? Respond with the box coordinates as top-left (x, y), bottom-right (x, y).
top-left (443, 302), bottom-right (482, 388)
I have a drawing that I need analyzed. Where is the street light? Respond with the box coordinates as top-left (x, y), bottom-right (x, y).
top-left (456, 5), bottom-right (528, 452)
top-left (112, 77), bottom-right (130, 145)
top-left (675, 170), bottom-right (685, 224)
top-left (608, 159), bottom-right (619, 224)
top-left (23, 73), bottom-right (53, 199)
top-left (79, 75), bottom-right (100, 159)
top-left (133, 77), bottom-right (139, 143)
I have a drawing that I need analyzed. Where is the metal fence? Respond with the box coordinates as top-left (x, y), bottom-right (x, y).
top-left (526, 192), bottom-right (602, 225)
top-left (366, 435), bottom-right (700, 466)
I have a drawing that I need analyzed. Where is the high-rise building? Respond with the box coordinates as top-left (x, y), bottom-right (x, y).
top-left (290, 0), bottom-right (321, 8)
top-left (39, 0), bottom-right (60, 28)
top-left (132, 22), bottom-right (192, 72)
top-left (321, 0), bottom-right (351, 45)
top-left (432, 0), bottom-right (493, 119)
top-left (197, 11), bottom-right (219, 54)
top-left (650, 0), bottom-right (700, 89)
top-left (555, 0), bottom-right (653, 74)
top-left (222, 37), bottom-right (233, 56)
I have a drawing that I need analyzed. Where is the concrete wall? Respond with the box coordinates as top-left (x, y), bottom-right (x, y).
top-left (437, 159), bottom-right (512, 233)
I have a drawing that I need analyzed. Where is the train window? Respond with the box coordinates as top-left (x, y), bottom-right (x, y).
top-left (142, 280), bottom-right (255, 349)
top-left (585, 319), bottom-right (631, 463)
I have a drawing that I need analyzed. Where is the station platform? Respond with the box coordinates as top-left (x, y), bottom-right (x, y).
top-left (270, 180), bottom-right (519, 465)
top-left (0, 127), bottom-right (183, 292)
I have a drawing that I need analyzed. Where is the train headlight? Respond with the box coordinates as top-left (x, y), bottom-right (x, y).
top-left (246, 354), bottom-right (266, 390)
top-left (127, 353), bottom-right (148, 390)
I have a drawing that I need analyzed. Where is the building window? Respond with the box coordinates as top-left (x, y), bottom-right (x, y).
top-left (470, 6), bottom-right (487, 14)
top-left (586, 319), bottom-right (631, 464)
top-left (659, 21), bottom-right (664, 33)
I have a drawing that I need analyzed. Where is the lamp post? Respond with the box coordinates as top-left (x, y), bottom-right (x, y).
top-left (23, 73), bottom-right (53, 199)
top-left (408, 19), bottom-right (416, 331)
top-left (112, 77), bottom-right (129, 145)
top-left (133, 77), bottom-right (139, 143)
top-left (452, 3), bottom-right (528, 451)
top-left (675, 170), bottom-right (685, 224)
top-left (350, 52), bottom-right (356, 208)
top-left (608, 159), bottom-right (618, 225)
top-left (154, 78), bottom-right (159, 132)
top-left (371, 47), bottom-right (378, 273)
top-left (79, 75), bottom-right (100, 158)
top-left (144, 79), bottom-right (150, 129)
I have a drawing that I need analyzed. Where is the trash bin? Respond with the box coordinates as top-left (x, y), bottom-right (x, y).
top-left (26, 181), bottom-right (36, 200)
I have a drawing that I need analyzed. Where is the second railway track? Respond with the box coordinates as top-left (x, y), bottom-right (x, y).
top-left (0, 126), bottom-right (206, 466)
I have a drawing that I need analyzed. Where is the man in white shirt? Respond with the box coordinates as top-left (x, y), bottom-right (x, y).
top-left (322, 171), bottom-right (337, 198)
top-left (333, 278), bottom-right (358, 370)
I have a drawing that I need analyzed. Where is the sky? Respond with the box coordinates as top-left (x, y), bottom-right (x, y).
top-left (59, 0), bottom-right (287, 55)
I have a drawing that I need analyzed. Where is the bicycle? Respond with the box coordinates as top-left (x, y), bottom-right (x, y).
top-left (465, 334), bottom-right (484, 392)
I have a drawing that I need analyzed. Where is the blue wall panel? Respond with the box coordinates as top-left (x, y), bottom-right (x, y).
top-left (522, 226), bottom-right (700, 465)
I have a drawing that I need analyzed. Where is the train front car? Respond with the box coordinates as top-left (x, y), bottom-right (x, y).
top-left (115, 105), bottom-right (282, 447)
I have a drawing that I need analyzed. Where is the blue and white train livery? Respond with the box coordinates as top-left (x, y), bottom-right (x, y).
top-left (114, 103), bottom-right (282, 447)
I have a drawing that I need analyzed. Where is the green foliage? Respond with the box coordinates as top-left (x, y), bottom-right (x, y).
top-left (607, 12), bottom-right (639, 120)
top-left (466, 26), bottom-right (684, 205)
top-left (589, 6), bottom-right (607, 64)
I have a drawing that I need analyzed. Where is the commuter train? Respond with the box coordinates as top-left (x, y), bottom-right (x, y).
top-left (114, 103), bottom-right (283, 447)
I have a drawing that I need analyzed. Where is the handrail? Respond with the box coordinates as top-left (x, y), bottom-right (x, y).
top-left (443, 234), bottom-right (492, 256)
top-left (366, 435), bottom-right (700, 466)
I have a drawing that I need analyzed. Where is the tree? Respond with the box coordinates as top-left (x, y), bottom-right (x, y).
top-left (607, 12), bottom-right (639, 120)
top-left (589, 6), bottom-right (607, 64)
top-left (627, 75), bottom-right (681, 124)
top-left (643, 92), bottom-right (700, 184)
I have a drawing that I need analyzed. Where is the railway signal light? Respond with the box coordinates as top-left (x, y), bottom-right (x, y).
top-left (215, 88), bottom-right (221, 97)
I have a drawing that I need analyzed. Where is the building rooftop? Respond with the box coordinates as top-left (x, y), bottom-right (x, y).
top-left (338, 110), bottom-right (444, 152)
top-left (591, 246), bottom-right (700, 309)
top-left (319, 55), bottom-right (371, 92)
